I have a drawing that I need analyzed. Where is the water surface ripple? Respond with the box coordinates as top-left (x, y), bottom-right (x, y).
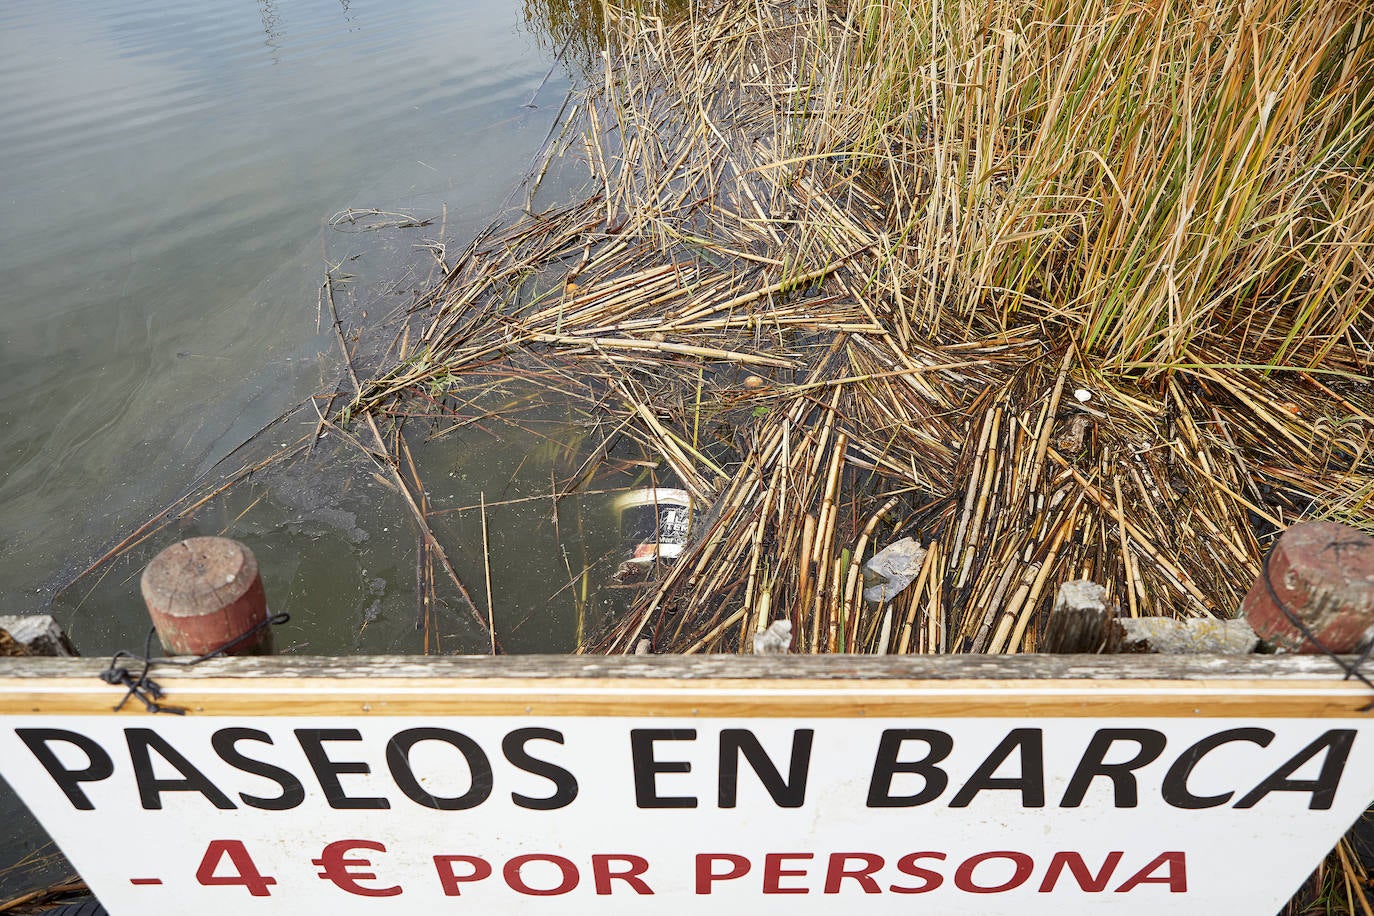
top-left (0, 0), bottom-right (567, 615)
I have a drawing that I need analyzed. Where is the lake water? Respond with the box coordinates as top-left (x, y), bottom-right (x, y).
top-left (0, 0), bottom-right (584, 894)
top-left (0, 0), bottom-right (575, 618)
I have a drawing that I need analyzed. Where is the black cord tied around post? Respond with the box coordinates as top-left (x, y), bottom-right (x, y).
top-left (99, 612), bottom-right (289, 715)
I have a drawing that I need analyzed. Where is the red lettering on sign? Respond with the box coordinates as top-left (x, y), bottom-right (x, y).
top-left (1115, 851), bottom-right (1187, 893)
top-left (504, 854), bottom-right (579, 896)
top-left (592, 854), bottom-right (653, 895)
top-left (696, 853), bottom-right (750, 893)
top-left (433, 855), bottom-right (492, 896)
top-left (890, 852), bottom-right (945, 893)
top-left (1038, 851), bottom-right (1123, 892)
top-left (824, 853), bottom-right (884, 894)
top-left (954, 851), bottom-right (1034, 893)
top-left (312, 840), bottom-right (401, 897)
top-left (195, 840), bottom-right (277, 897)
top-left (762, 852), bottom-right (812, 894)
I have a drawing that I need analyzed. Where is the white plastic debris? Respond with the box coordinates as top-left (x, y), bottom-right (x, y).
top-left (753, 619), bottom-right (793, 655)
top-left (1073, 388), bottom-right (1093, 403)
top-left (613, 488), bottom-right (693, 566)
top-left (862, 537), bottom-right (928, 603)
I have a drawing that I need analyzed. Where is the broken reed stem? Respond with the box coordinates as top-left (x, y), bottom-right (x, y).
top-left (841, 495), bottom-right (900, 652)
top-left (481, 492), bottom-right (497, 656)
top-left (818, 432), bottom-right (847, 653)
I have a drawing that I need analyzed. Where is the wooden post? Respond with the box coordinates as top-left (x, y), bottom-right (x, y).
top-left (1243, 521), bottom-right (1374, 654)
top-left (1040, 580), bottom-right (1110, 652)
top-left (140, 537), bottom-right (271, 657)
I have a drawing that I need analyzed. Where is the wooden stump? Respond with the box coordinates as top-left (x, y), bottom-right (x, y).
top-left (140, 537), bottom-right (270, 657)
top-left (1243, 521), bottom-right (1374, 654)
top-left (1040, 581), bottom-right (1110, 653)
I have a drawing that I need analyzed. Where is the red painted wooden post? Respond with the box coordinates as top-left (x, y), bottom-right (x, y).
top-left (140, 537), bottom-right (271, 656)
top-left (1242, 521), bottom-right (1374, 654)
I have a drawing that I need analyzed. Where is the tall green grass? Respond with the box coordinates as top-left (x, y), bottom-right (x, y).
top-left (824, 0), bottom-right (1374, 374)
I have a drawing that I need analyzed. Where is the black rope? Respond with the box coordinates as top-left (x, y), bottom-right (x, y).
top-left (99, 613), bottom-right (289, 714)
top-left (1260, 539), bottom-right (1374, 712)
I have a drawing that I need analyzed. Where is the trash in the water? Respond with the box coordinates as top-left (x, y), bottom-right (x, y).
top-left (1073, 388), bottom-right (1093, 403)
top-left (753, 619), bottom-right (792, 654)
top-left (612, 488), bottom-right (693, 572)
top-left (862, 537), bottom-right (928, 603)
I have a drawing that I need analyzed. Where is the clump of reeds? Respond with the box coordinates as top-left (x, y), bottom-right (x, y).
top-left (824, 0), bottom-right (1374, 373)
top-left (314, 0), bottom-right (1369, 665)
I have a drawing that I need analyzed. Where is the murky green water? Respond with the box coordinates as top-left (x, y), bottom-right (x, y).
top-left (0, 0), bottom-right (576, 620)
top-left (0, 0), bottom-right (605, 895)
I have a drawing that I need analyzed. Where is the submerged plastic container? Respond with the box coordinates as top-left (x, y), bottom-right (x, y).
top-left (613, 488), bottom-right (693, 567)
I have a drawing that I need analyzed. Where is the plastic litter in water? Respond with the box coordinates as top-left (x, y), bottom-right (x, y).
top-left (861, 537), bottom-right (928, 603)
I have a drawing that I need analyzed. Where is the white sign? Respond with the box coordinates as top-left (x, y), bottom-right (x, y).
top-left (3, 706), bottom-right (1373, 914)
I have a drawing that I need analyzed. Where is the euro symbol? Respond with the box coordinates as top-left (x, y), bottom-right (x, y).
top-left (312, 839), bottom-right (402, 897)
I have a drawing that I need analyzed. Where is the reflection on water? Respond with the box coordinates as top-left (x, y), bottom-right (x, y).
top-left (0, 0), bottom-right (580, 897)
top-left (0, 0), bottom-right (572, 619)
top-left (521, 0), bottom-right (691, 76)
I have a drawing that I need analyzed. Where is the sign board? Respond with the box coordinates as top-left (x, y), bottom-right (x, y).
top-left (1, 655), bottom-right (1372, 915)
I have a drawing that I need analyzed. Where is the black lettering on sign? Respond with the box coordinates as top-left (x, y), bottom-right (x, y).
top-left (295, 729), bottom-right (389, 810)
top-left (126, 728), bottom-right (235, 810)
top-left (949, 729), bottom-right (1045, 808)
top-left (211, 728), bottom-right (305, 811)
top-left (866, 729), bottom-right (952, 807)
top-left (1162, 728), bottom-right (1272, 809)
top-left (631, 729), bottom-right (698, 809)
top-left (503, 728), bottom-right (578, 810)
top-left (1235, 729), bottom-right (1356, 811)
top-left (385, 728), bottom-right (492, 811)
top-left (718, 729), bottom-right (813, 809)
top-left (15, 728), bottom-right (113, 811)
top-left (1060, 729), bottom-right (1166, 808)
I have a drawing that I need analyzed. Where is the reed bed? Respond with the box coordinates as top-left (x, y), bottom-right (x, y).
top-left (330, 0), bottom-right (1373, 661)
top-left (345, 2), bottom-right (1374, 896)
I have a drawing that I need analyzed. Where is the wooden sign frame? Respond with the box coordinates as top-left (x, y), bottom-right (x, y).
top-left (1, 654), bottom-right (1372, 716)
top-left (1, 654), bottom-right (1371, 916)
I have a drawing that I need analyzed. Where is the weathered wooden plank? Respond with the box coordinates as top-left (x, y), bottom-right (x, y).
top-left (2, 659), bottom-right (1363, 725)
top-left (0, 655), bottom-right (1370, 718)
top-left (0, 653), bottom-right (1365, 680)
top-left (0, 674), bottom-right (1369, 717)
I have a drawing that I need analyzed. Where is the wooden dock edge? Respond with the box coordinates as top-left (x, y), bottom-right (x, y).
top-left (0, 654), bottom-right (1371, 718)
